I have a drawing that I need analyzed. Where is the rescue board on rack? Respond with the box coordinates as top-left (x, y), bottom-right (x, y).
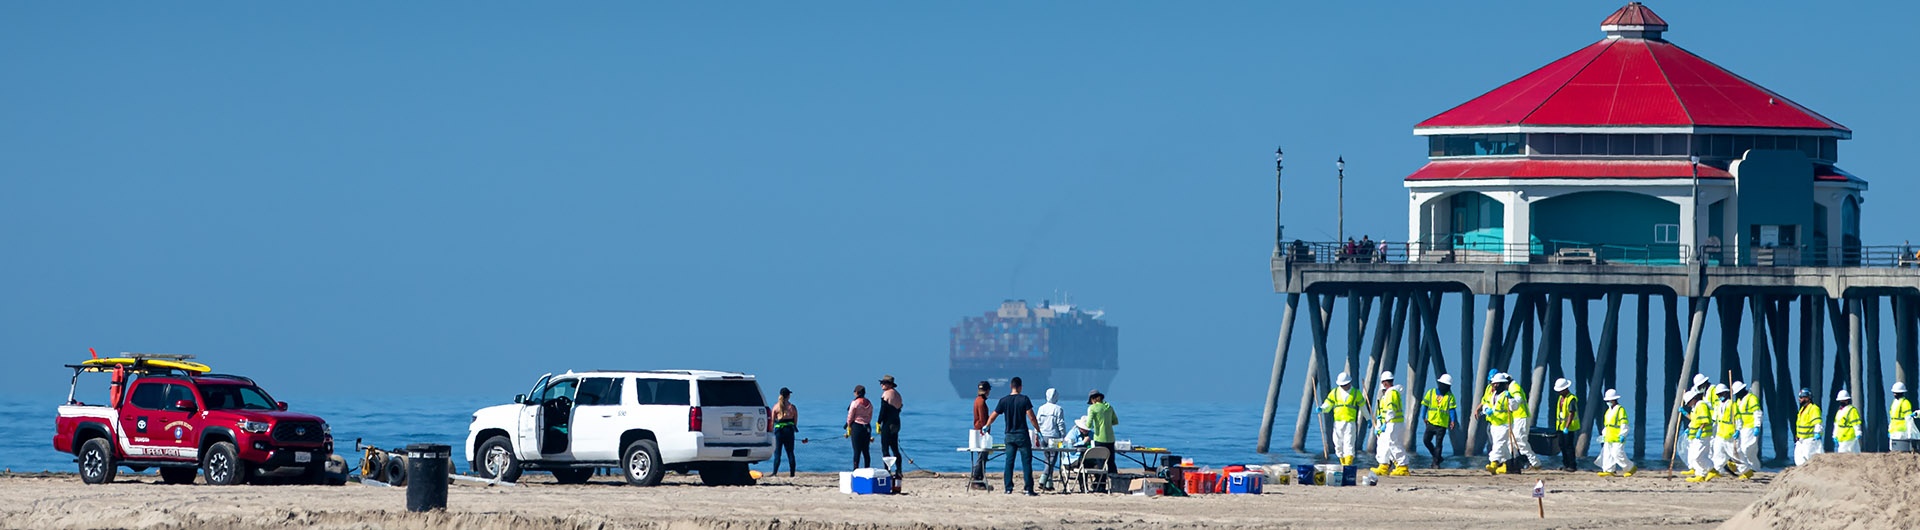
top-left (79, 357), bottom-right (212, 374)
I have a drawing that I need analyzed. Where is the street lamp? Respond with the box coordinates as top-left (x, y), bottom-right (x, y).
top-left (1690, 155), bottom-right (1700, 263)
top-left (1275, 146), bottom-right (1284, 251)
top-left (1337, 156), bottom-right (1346, 243)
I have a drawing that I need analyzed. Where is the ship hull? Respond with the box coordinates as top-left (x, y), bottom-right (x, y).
top-left (949, 367), bottom-right (1117, 400)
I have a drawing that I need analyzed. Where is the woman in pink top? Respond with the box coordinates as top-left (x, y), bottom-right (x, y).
top-left (845, 385), bottom-right (874, 469)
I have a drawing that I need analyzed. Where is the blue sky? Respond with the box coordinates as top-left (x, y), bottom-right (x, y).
top-left (4, 2), bottom-right (1915, 403)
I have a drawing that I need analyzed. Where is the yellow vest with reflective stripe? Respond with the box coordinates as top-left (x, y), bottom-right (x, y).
top-left (1602, 404), bottom-right (1628, 443)
top-left (1482, 388), bottom-right (1512, 425)
top-left (1509, 384), bottom-right (1531, 419)
top-left (1321, 387), bottom-right (1365, 422)
top-left (1834, 405), bottom-right (1861, 442)
top-left (1713, 399), bottom-right (1738, 439)
top-left (1736, 393), bottom-right (1762, 429)
top-left (1377, 387), bottom-right (1405, 424)
top-left (1555, 394), bottom-right (1581, 432)
top-left (1794, 403), bottom-right (1823, 439)
top-left (1688, 401), bottom-right (1714, 439)
top-left (1423, 389), bottom-right (1456, 427)
top-left (1891, 398), bottom-right (1914, 434)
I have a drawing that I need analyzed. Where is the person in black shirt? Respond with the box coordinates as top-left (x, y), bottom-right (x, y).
top-left (983, 376), bottom-right (1041, 495)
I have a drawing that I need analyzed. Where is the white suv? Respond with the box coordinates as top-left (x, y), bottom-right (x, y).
top-left (465, 370), bottom-right (773, 486)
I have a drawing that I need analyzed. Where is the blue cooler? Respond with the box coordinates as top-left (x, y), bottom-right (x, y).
top-left (1295, 463), bottom-right (1315, 486)
top-left (842, 468), bottom-right (892, 495)
top-left (1227, 471), bottom-right (1264, 494)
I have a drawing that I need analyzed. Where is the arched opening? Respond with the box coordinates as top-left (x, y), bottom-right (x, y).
top-left (1444, 191), bottom-right (1508, 251)
top-left (1842, 195), bottom-right (1861, 265)
top-left (1531, 191), bottom-right (1681, 264)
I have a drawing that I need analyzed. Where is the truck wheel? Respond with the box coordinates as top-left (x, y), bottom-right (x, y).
top-left (476, 436), bottom-right (522, 483)
top-left (386, 455), bottom-right (409, 486)
top-left (159, 467), bottom-right (197, 485)
top-left (552, 468), bottom-right (594, 484)
top-left (203, 441), bottom-right (251, 486)
top-left (78, 438), bottom-right (117, 485)
top-left (622, 440), bottom-right (664, 487)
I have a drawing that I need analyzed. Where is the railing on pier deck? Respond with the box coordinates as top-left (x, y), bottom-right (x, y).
top-left (1276, 240), bottom-right (1920, 269)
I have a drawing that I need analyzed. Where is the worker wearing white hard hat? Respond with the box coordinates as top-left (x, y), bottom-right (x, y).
top-left (1318, 371), bottom-right (1366, 466)
top-left (1420, 373), bottom-right (1458, 469)
top-left (1371, 371), bottom-right (1411, 476)
top-left (1890, 382), bottom-right (1915, 444)
top-left (1708, 384), bottom-right (1741, 479)
top-left (1551, 378), bottom-right (1581, 472)
top-left (1596, 389), bottom-right (1634, 477)
top-left (1730, 381), bottom-right (1763, 479)
top-left (1683, 389), bottom-right (1716, 481)
top-left (1480, 372), bottom-right (1519, 473)
top-left (1692, 373), bottom-right (1711, 393)
top-left (1833, 389), bottom-right (1862, 453)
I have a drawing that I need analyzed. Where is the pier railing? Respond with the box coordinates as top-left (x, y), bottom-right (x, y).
top-left (1277, 240), bottom-right (1918, 268)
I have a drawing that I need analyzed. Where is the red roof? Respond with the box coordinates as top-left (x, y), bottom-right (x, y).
top-left (1405, 160), bottom-right (1731, 181)
top-left (1601, 2), bottom-right (1667, 29)
top-left (1416, 6), bottom-right (1847, 132)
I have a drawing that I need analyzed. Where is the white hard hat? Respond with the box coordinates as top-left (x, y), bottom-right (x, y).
top-left (1492, 373), bottom-right (1513, 383)
top-left (1553, 378), bottom-right (1572, 392)
top-left (1437, 374), bottom-right (1453, 386)
top-left (1837, 390), bottom-right (1852, 401)
top-left (1337, 372), bottom-right (1352, 386)
top-left (1380, 371), bottom-right (1395, 381)
top-left (1684, 390), bottom-right (1700, 403)
top-left (1714, 384), bottom-right (1729, 395)
top-left (1895, 382), bottom-right (1909, 394)
top-left (1604, 389), bottom-right (1621, 402)
top-left (1692, 374), bottom-right (1709, 387)
top-left (1731, 381), bottom-right (1748, 394)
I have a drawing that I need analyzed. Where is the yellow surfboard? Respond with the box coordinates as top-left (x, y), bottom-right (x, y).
top-left (81, 357), bottom-right (212, 374)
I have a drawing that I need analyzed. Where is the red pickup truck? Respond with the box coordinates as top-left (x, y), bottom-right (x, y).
top-left (54, 358), bottom-right (335, 485)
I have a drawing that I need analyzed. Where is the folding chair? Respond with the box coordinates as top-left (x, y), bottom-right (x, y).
top-left (1062, 447), bottom-right (1111, 494)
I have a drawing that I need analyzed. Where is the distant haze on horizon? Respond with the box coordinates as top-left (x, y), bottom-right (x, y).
top-left (4, 2), bottom-right (1916, 405)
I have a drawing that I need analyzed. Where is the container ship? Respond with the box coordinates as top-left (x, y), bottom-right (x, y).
top-left (949, 299), bottom-right (1118, 399)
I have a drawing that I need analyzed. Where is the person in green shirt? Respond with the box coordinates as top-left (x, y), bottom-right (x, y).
top-left (1086, 389), bottom-right (1119, 482)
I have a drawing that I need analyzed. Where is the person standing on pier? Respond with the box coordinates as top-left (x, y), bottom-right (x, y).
top-left (1684, 390), bottom-right (1718, 482)
top-left (1731, 381), bottom-right (1763, 479)
top-left (1833, 390), bottom-right (1862, 453)
top-left (1420, 374), bottom-right (1457, 469)
top-left (1319, 372), bottom-right (1366, 466)
top-left (1596, 389), bottom-right (1634, 477)
top-left (1792, 389), bottom-right (1823, 466)
top-left (876, 375), bottom-right (904, 475)
top-left (1889, 382), bottom-right (1914, 445)
top-left (770, 387), bottom-right (799, 477)
top-left (1481, 372), bottom-right (1516, 474)
top-left (1371, 371), bottom-right (1410, 476)
top-left (1507, 377), bottom-right (1544, 470)
top-left (845, 385), bottom-right (873, 470)
top-left (1552, 378), bottom-right (1581, 472)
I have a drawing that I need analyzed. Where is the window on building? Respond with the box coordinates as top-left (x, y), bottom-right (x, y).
top-left (1654, 224), bottom-right (1680, 244)
top-left (1429, 134), bottom-right (1524, 157)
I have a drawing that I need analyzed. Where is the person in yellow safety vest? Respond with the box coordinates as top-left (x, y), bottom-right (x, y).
top-left (1595, 389), bottom-right (1635, 477)
top-left (1730, 381), bottom-right (1762, 479)
top-left (1506, 378), bottom-right (1544, 470)
top-left (1792, 388), bottom-right (1823, 466)
top-left (1318, 371), bottom-right (1366, 466)
top-left (1372, 371), bottom-right (1411, 476)
top-left (1481, 372), bottom-right (1516, 474)
top-left (1833, 390), bottom-right (1862, 453)
top-left (1890, 382), bottom-right (1915, 444)
top-left (1684, 390), bottom-right (1719, 482)
top-left (1552, 378), bottom-right (1582, 472)
top-left (1710, 384), bottom-right (1743, 478)
top-left (1420, 374), bottom-right (1458, 469)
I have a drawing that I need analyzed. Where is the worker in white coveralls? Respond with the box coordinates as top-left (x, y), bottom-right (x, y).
top-left (1684, 389), bottom-right (1718, 482)
top-left (1730, 381), bottom-right (1762, 479)
top-left (1505, 375), bottom-right (1544, 470)
top-left (1709, 384), bottom-right (1744, 478)
top-left (1372, 371), bottom-right (1411, 476)
top-left (1792, 388), bottom-right (1823, 466)
top-left (1480, 372), bottom-right (1516, 474)
top-left (1319, 371), bottom-right (1365, 466)
top-left (1833, 390), bottom-right (1861, 453)
top-left (1595, 389), bottom-right (1634, 477)
top-left (1890, 382), bottom-right (1915, 444)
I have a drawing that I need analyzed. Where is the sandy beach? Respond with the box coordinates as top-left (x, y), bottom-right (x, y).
top-left (2, 461), bottom-right (1811, 530)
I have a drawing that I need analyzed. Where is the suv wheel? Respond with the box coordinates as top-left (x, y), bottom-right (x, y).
top-left (159, 467), bottom-right (198, 485)
top-left (622, 439), bottom-right (664, 487)
top-left (552, 468), bottom-right (594, 485)
top-left (476, 436), bottom-right (522, 483)
top-left (203, 441), bottom-right (251, 486)
top-left (78, 438), bottom-right (117, 485)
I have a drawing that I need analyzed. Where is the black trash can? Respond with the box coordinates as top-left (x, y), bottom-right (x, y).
top-left (404, 443), bottom-right (451, 512)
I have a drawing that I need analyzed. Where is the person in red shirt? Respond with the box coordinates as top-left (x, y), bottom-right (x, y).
top-left (845, 385), bottom-right (873, 469)
top-left (970, 380), bottom-right (991, 490)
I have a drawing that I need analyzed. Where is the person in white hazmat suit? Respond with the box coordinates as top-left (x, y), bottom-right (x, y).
top-left (1791, 388), bottom-right (1823, 466)
top-left (1730, 381), bottom-right (1762, 479)
top-left (1319, 372), bottom-right (1366, 466)
top-left (1371, 371), bottom-right (1411, 476)
top-left (1595, 389), bottom-right (1635, 477)
top-left (1480, 372), bottom-right (1518, 474)
top-left (1683, 389), bottom-right (1717, 481)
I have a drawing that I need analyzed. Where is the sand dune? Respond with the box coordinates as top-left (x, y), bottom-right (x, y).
top-left (1721, 453), bottom-right (1920, 530)
top-left (1, 466), bottom-right (1777, 529)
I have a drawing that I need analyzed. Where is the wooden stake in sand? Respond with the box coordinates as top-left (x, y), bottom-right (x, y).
top-left (1532, 480), bottom-right (1545, 519)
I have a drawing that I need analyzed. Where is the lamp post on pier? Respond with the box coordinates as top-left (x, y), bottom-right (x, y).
top-left (1275, 146), bottom-right (1285, 252)
top-left (1337, 156), bottom-right (1346, 244)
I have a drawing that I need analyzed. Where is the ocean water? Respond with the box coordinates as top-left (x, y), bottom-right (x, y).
top-left (2, 394), bottom-right (1757, 477)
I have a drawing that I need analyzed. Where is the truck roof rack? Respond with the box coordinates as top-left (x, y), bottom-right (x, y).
top-left (121, 353), bottom-right (197, 360)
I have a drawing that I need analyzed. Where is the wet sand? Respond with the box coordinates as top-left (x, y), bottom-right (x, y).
top-left (0, 466), bottom-right (1774, 529)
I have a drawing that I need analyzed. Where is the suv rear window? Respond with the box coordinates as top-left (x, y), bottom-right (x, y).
top-left (696, 380), bottom-right (765, 407)
top-left (634, 379), bottom-right (690, 406)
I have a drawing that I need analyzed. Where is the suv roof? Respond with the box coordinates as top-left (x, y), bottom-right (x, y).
top-left (565, 369), bottom-right (754, 380)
